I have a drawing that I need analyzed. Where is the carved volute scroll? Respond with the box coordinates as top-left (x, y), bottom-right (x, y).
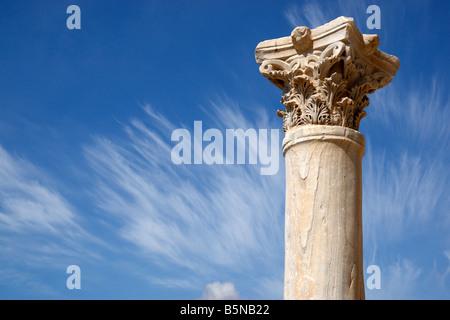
top-left (255, 17), bottom-right (399, 133)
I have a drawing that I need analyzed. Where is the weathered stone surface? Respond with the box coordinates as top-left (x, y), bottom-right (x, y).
top-left (255, 16), bottom-right (399, 133)
top-left (255, 17), bottom-right (399, 300)
top-left (283, 125), bottom-right (365, 300)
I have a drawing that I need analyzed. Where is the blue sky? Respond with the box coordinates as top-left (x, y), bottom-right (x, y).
top-left (0, 0), bottom-right (448, 300)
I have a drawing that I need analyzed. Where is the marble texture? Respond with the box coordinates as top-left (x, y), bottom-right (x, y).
top-left (255, 17), bottom-right (399, 300)
top-left (283, 125), bottom-right (365, 299)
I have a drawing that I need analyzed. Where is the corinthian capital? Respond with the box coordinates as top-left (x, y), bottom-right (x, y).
top-left (255, 16), bottom-right (399, 133)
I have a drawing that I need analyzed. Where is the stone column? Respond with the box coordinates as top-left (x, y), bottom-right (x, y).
top-left (255, 17), bottom-right (399, 300)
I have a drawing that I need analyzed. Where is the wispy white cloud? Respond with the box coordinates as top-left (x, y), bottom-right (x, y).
top-left (361, 73), bottom-right (450, 299)
top-left (0, 145), bottom-right (96, 247)
top-left (362, 72), bottom-right (449, 298)
top-left (0, 142), bottom-right (106, 298)
top-left (0, 267), bottom-right (58, 298)
top-left (370, 77), bottom-right (450, 147)
top-left (363, 149), bottom-right (448, 243)
top-left (84, 99), bottom-right (285, 297)
top-left (0, 146), bottom-right (76, 235)
top-left (441, 251), bottom-right (450, 285)
top-left (0, 144), bottom-right (102, 298)
top-left (284, 0), bottom-right (369, 29)
top-left (284, 2), bottom-right (327, 29)
top-left (366, 258), bottom-right (422, 300)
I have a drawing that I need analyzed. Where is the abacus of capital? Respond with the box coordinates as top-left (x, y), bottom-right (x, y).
top-left (255, 17), bottom-right (399, 300)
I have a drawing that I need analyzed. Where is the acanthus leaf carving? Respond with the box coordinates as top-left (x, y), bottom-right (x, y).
top-left (256, 18), bottom-right (399, 133)
top-left (263, 40), bottom-right (393, 133)
top-left (271, 40), bottom-right (375, 133)
top-left (302, 94), bottom-right (330, 125)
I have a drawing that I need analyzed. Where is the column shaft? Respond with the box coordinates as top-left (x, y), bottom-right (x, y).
top-left (283, 125), bottom-right (365, 300)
